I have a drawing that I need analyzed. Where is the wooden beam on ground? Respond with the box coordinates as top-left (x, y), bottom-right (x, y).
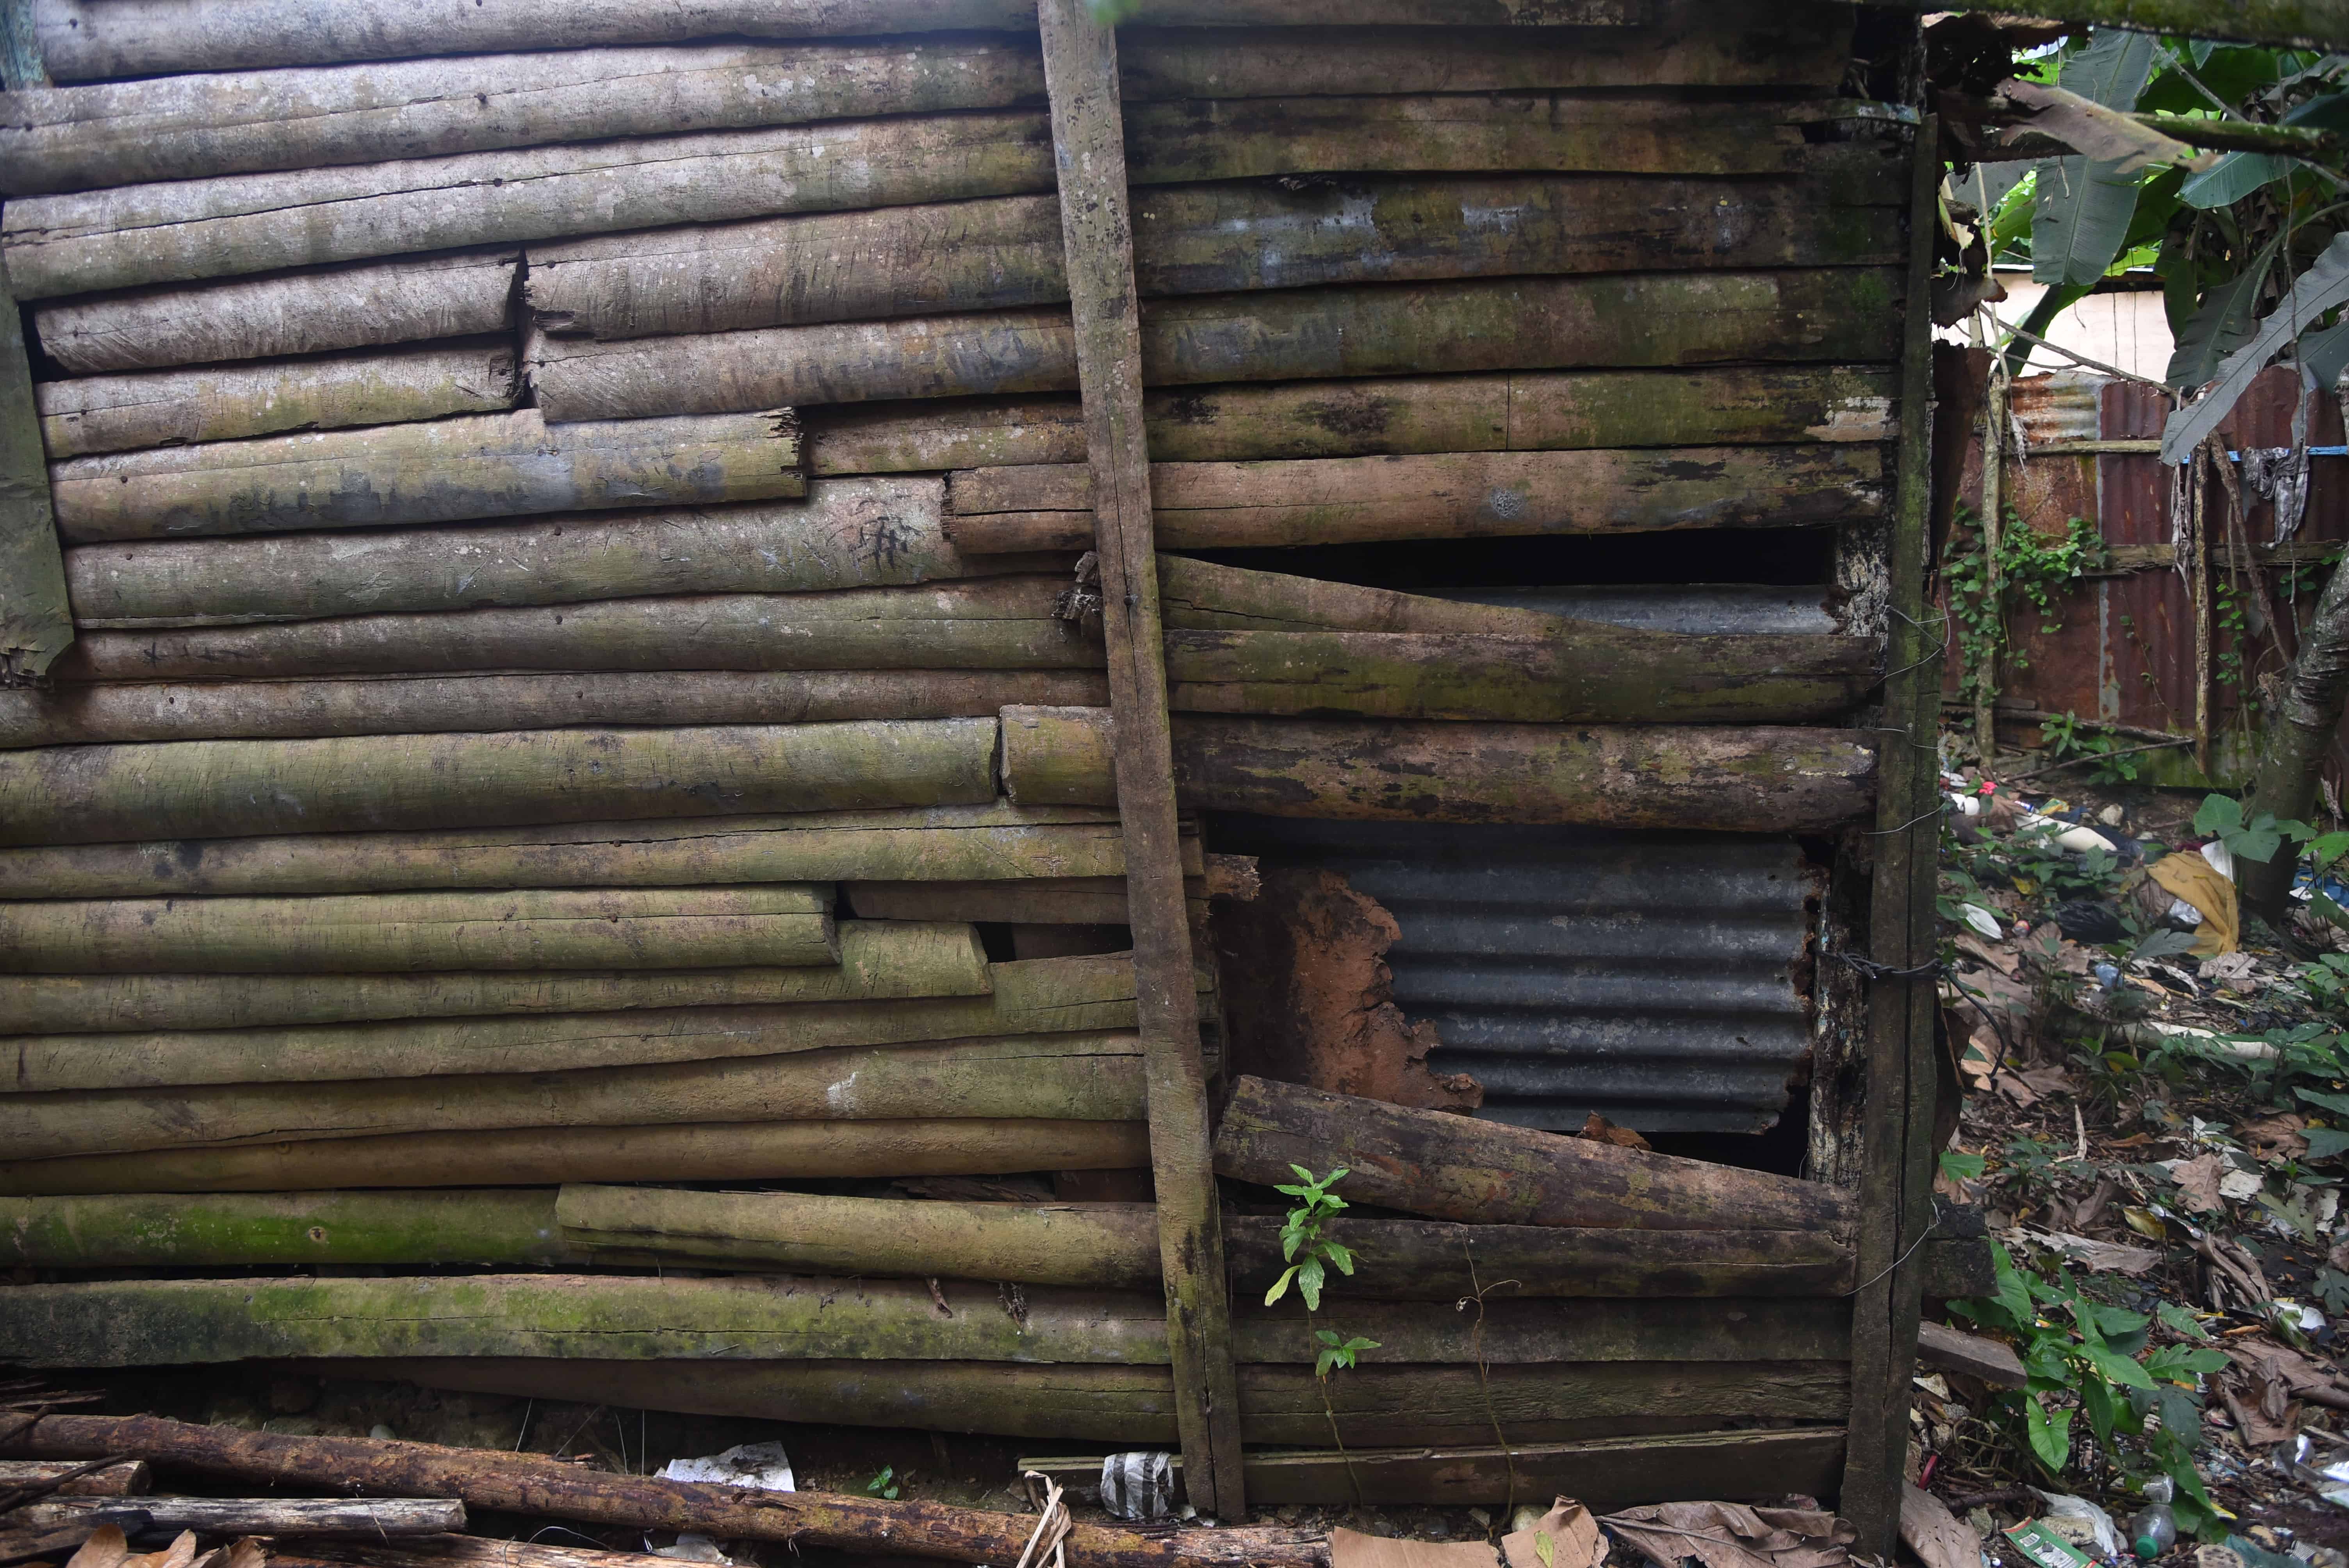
top-left (0, 263), bottom-right (71, 684)
top-left (1037, 0), bottom-right (1242, 1518)
top-left (1915, 1320), bottom-right (2025, 1388)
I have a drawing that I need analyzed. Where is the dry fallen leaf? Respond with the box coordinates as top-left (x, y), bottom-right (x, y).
top-left (2242, 1115), bottom-right (2309, 1164)
top-left (2170, 1153), bottom-right (2226, 1213)
top-left (66, 1527), bottom-right (129, 1568)
top-left (1900, 1484), bottom-right (1983, 1568)
top-left (2000, 78), bottom-right (2215, 171)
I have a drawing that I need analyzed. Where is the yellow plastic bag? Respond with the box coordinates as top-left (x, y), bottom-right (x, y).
top-left (2147, 850), bottom-right (2240, 957)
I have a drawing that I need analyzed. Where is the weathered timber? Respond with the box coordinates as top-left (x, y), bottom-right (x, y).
top-left (36, 342), bottom-right (518, 458)
top-left (809, 397), bottom-right (1087, 476)
top-left (0, 1119), bottom-right (1150, 1195)
top-left (1029, 1427), bottom-right (1846, 1508)
top-left (1, 113), bottom-right (1056, 298)
top-left (0, 1034), bottom-right (1148, 1161)
top-left (0, 1274), bottom-right (1174, 1367)
top-left (527, 174), bottom-right (1896, 342)
top-left (1228, 1297), bottom-right (1846, 1364)
top-left (0, 718), bottom-right (1000, 846)
top-left (528, 271), bottom-right (1902, 420)
top-left (32, 250), bottom-right (517, 375)
top-left (1162, 628), bottom-right (1878, 723)
top-left (0, 265), bottom-right (70, 684)
top-left (58, 581), bottom-right (1101, 682)
top-left (49, 408), bottom-right (806, 544)
top-left (946, 446), bottom-right (1883, 551)
top-left (0, 1190), bottom-right (572, 1268)
top-left (0, 41), bottom-right (1049, 194)
top-left (0, 1415), bottom-right (1325, 1568)
top-left (1915, 1320), bottom-right (2026, 1388)
top-left (0, 803), bottom-right (1134, 902)
top-left (1221, 1217), bottom-right (1855, 1298)
top-left (24, 1499), bottom-right (464, 1537)
top-left (0, 885), bottom-right (836, 975)
top-left (848, 877), bottom-right (1156, 925)
top-left (557, 1187), bottom-right (1159, 1288)
top-left (998, 707), bottom-right (1878, 832)
top-left (1157, 556), bottom-right (1571, 635)
top-left (0, 951), bottom-right (1143, 1086)
top-left (280, 1358), bottom-right (1848, 1447)
top-left (1216, 1077), bottom-right (1858, 1233)
top-left (271, 1534), bottom-right (738, 1568)
top-left (0, 1460), bottom-right (147, 1495)
top-left (64, 478), bottom-right (1035, 627)
top-left (0, 670), bottom-right (1108, 748)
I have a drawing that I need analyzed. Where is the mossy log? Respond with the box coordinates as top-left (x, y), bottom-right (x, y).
top-left (0, 670), bottom-right (1108, 748)
top-left (0, 1118), bottom-right (1151, 1195)
top-left (556, 1186), bottom-right (1160, 1289)
top-left (0, 718), bottom-right (1000, 846)
top-left (36, 342), bottom-right (518, 458)
top-left (1, 41), bottom-right (1050, 195)
top-left (1217, 1076), bottom-right (1857, 1234)
top-left (0, 950), bottom-right (1142, 1087)
top-left (944, 445), bottom-right (1885, 552)
top-left (0, 1414), bottom-right (1325, 1568)
top-left (527, 173), bottom-right (1894, 342)
top-left (64, 477), bottom-right (1036, 627)
top-left (1156, 556), bottom-right (1568, 635)
top-left (31, 250), bottom-right (518, 376)
top-left (0, 802), bottom-right (1133, 902)
top-left (0, 922), bottom-right (990, 1037)
top-left (0, 885), bottom-right (836, 975)
top-left (1162, 627), bottom-right (1878, 723)
top-left (278, 1358), bottom-right (1850, 1447)
top-left (1, 113), bottom-right (1057, 298)
top-left (808, 397), bottom-right (1088, 476)
top-left (0, 1190), bottom-right (570, 1268)
top-left (0, 1034), bottom-right (1148, 1160)
top-left (528, 270), bottom-right (1900, 421)
top-left (49, 408), bottom-right (806, 544)
top-left (997, 706), bottom-right (1877, 832)
top-left (59, 580), bottom-right (1101, 682)
top-left (848, 877), bottom-right (1170, 924)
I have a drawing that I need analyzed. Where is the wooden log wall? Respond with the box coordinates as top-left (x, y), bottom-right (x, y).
top-left (0, 0), bottom-right (1923, 1525)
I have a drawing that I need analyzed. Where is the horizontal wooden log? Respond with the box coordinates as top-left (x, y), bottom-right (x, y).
top-left (50, 407), bottom-right (806, 544)
top-left (1162, 628), bottom-right (1878, 723)
top-left (283, 1358), bottom-right (1848, 1447)
top-left (1222, 1217), bottom-right (1855, 1298)
top-left (0, 718), bottom-right (1000, 846)
top-left (0, 885), bottom-right (836, 975)
top-left (848, 877), bottom-right (1159, 925)
top-left (530, 270), bottom-right (1901, 421)
top-left (1217, 1076), bottom-right (1856, 1234)
top-left (0, 669), bottom-right (1109, 748)
top-left (0, 802), bottom-right (1132, 902)
top-left (0, 1118), bottom-right (1151, 1195)
top-left (0, 1415), bottom-right (1325, 1568)
top-left (0, 1034), bottom-right (1148, 1160)
top-left (0, 1190), bottom-right (571, 1268)
top-left (0, 1459), bottom-right (147, 1497)
top-left (2, 113), bottom-right (1056, 299)
top-left (25, 1499), bottom-right (465, 1537)
top-left (1156, 556), bottom-right (1567, 635)
top-left (0, 41), bottom-right (1049, 195)
top-left (32, 249), bottom-right (517, 376)
top-left (945, 445), bottom-right (1886, 552)
top-left (1230, 1298), bottom-right (1847, 1364)
top-left (808, 397), bottom-right (1086, 476)
top-left (58, 580), bottom-right (1102, 682)
top-left (528, 173), bottom-right (1896, 342)
top-left (0, 923), bottom-right (990, 1038)
top-left (998, 707), bottom-right (1878, 832)
top-left (0, 950), bottom-right (1142, 1086)
top-left (36, 342), bottom-right (517, 458)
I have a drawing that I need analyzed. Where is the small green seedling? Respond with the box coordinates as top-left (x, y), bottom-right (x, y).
top-left (863, 1466), bottom-right (899, 1501)
top-left (1313, 1328), bottom-right (1379, 1380)
top-left (1266, 1163), bottom-right (1356, 1310)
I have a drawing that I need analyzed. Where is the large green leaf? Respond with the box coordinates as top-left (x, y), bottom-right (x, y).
top-left (2032, 33), bottom-right (2161, 285)
top-left (2182, 150), bottom-right (2292, 208)
top-left (2165, 230), bottom-right (2349, 458)
top-left (2302, 318), bottom-right (2349, 386)
top-left (2164, 235), bottom-right (2280, 391)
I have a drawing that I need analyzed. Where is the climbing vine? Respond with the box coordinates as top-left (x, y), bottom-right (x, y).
top-left (1947, 504), bottom-right (2113, 706)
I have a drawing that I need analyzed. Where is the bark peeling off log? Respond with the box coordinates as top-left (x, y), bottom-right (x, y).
top-left (1216, 867), bottom-right (1481, 1113)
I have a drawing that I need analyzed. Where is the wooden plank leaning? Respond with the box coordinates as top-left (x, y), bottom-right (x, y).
top-left (0, 261), bottom-right (71, 683)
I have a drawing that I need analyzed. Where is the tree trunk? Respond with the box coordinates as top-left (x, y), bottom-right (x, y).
top-left (2240, 545), bottom-right (2349, 919)
top-left (0, 1190), bottom-right (571, 1269)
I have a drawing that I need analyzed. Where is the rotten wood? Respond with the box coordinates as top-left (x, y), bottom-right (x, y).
top-left (1914, 1320), bottom-right (2026, 1388)
top-left (23, 1498), bottom-right (463, 1537)
top-left (0, 265), bottom-right (70, 684)
top-left (0, 1460), bottom-right (147, 1495)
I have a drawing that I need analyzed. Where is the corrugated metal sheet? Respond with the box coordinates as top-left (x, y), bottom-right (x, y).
top-left (1208, 817), bottom-right (1820, 1135)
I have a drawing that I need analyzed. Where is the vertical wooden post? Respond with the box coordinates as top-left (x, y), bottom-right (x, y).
top-left (1972, 371), bottom-right (2006, 763)
top-left (1839, 111), bottom-right (1944, 1553)
top-left (0, 0), bottom-right (46, 89)
top-left (1035, 0), bottom-right (1246, 1519)
top-left (0, 270), bottom-right (73, 686)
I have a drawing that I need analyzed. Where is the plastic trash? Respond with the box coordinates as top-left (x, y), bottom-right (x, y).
top-left (659, 1441), bottom-right (795, 1492)
top-left (2034, 1491), bottom-right (2125, 1559)
top-left (2129, 1502), bottom-right (2176, 1559)
top-left (1100, 1452), bottom-right (1175, 1520)
top-left (1961, 903), bottom-right (2005, 939)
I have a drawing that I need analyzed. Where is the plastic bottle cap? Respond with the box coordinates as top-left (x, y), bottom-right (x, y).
top-left (2135, 1536), bottom-right (2162, 1559)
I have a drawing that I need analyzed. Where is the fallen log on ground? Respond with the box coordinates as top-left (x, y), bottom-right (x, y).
top-left (48, 408), bottom-right (806, 543)
top-left (1, 114), bottom-right (1057, 298)
top-left (0, 1460), bottom-right (147, 1495)
top-left (0, 1191), bottom-right (572, 1269)
top-left (0, 802), bottom-right (1134, 901)
top-left (0, 1118), bottom-right (1151, 1195)
top-left (24, 1499), bottom-right (463, 1537)
top-left (530, 269), bottom-right (1898, 420)
top-left (1215, 1076), bottom-right (1857, 1233)
top-left (63, 478), bottom-right (1012, 627)
top-left (0, 1416), bottom-right (1326, 1568)
top-left (0, 885), bottom-right (837, 975)
top-left (997, 707), bottom-right (1877, 832)
top-left (31, 250), bottom-right (518, 375)
top-left (36, 342), bottom-right (518, 458)
top-left (0, 718), bottom-right (1002, 846)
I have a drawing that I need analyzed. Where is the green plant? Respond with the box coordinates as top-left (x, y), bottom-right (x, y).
top-left (2040, 710), bottom-right (2148, 784)
top-left (863, 1466), bottom-right (900, 1501)
top-left (1952, 1245), bottom-right (2230, 1538)
top-left (1945, 508), bottom-right (2112, 709)
top-left (1314, 1328), bottom-right (1379, 1379)
top-left (1265, 1163), bottom-right (1357, 1310)
top-left (2194, 792), bottom-right (2315, 865)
